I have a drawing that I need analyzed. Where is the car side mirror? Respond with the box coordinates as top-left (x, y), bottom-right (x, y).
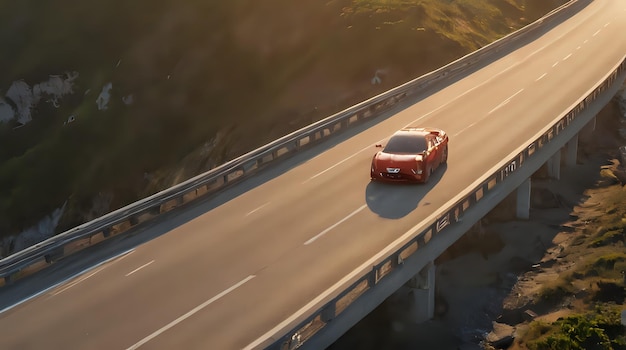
top-left (375, 144), bottom-right (383, 148)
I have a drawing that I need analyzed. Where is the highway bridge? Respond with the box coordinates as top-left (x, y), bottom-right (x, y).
top-left (0, 0), bottom-right (625, 349)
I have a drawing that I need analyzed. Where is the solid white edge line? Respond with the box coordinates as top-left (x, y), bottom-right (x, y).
top-left (0, 249), bottom-right (135, 314)
top-left (51, 265), bottom-right (109, 296)
top-left (125, 260), bottom-right (155, 277)
top-left (126, 275), bottom-right (256, 350)
top-left (304, 205), bottom-right (367, 245)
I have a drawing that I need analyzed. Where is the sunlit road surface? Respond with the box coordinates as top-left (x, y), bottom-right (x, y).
top-left (1, 1), bottom-right (625, 349)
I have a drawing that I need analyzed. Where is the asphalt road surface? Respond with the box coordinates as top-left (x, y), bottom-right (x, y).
top-left (1, 1), bottom-right (625, 349)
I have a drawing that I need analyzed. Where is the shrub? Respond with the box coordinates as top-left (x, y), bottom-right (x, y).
top-left (527, 305), bottom-right (626, 350)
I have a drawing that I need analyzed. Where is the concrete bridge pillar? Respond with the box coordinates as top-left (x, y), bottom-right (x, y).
top-left (546, 149), bottom-right (561, 180)
top-left (407, 261), bottom-right (436, 323)
top-left (587, 116), bottom-right (597, 132)
top-left (565, 133), bottom-right (578, 167)
top-left (516, 177), bottom-right (531, 219)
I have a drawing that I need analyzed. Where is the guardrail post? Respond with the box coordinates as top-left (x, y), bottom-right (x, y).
top-left (44, 247), bottom-right (64, 263)
top-left (367, 269), bottom-right (377, 287)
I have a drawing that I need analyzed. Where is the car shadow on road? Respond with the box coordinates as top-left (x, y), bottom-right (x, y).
top-left (365, 164), bottom-right (446, 219)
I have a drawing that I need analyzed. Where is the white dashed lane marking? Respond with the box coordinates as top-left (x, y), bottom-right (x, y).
top-left (126, 275), bottom-right (256, 350)
top-left (488, 88), bottom-right (524, 115)
top-left (303, 59), bottom-right (527, 183)
top-left (125, 260), bottom-right (155, 277)
top-left (304, 205), bottom-right (367, 245)
top-left (245, 202), bottom-right (271, 216)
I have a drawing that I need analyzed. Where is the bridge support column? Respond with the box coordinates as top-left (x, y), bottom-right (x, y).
top-left (407, 261), bottom-right (436, 323)
top-left (516, 177), bottom-right (531, 219)
top-left (565, 134), bottom-right (578, 167)
top-left (588, 116), bottom-right (596, 132)
top-left (546, 150), bottom-right (561, 180)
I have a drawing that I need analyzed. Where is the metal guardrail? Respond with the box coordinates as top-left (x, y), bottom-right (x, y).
top-left (0, 1), bottom-right (586, 285)
top-left (267, 54), bottom-right (626, 350)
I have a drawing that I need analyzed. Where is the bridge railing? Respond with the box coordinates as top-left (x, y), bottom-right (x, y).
top-left (0, 2), bottom-right (587, 286)
top-left (266, 54), bottom-right (626, 350)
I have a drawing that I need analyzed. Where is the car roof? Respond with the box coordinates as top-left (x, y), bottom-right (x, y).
top-left (393, 127), bottom-right (430, 136)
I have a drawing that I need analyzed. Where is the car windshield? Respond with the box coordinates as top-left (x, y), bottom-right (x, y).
top-left (383, 133), bottom-right (427, 154)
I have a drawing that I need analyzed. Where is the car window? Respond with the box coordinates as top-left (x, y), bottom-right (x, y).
top-left (383, 134), bottom-right (427, 153)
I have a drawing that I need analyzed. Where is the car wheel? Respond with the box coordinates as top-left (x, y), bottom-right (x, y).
top-left (441, 146), bottom-right (448, 164)
top-left (423, 165), bottom-right (432, 183)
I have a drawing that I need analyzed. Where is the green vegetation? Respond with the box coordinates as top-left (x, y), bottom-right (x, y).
top-left (591, 186), bottom-right (626, 230)
top-left (0, 0), bottom-right (566, 245)
top-left (538, 252), bottom-right (626, 303)
top-left (589, 229), bottom-right (625, 248)
top-left (347, 0), bottom-right (518, 49)
top-left (526, 305), bottom-right (626, 350)
top-left (517, 180), bottom-right (626, 349)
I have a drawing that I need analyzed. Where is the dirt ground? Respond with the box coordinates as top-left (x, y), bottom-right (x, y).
top-left (330, 90), bottom-right (626, 349)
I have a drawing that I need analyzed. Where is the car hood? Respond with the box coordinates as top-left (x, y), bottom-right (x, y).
top-left (373, 152), bottom-right (423, 169)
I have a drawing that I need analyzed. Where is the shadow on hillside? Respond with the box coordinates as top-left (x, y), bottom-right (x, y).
top-left (0, 0), bottom-right (594, 312)
top-left (365, 165), bottom-right (445, 219)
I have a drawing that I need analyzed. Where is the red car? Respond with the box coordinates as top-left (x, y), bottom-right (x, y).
top-left (370, 127), bottom-right (448, 183)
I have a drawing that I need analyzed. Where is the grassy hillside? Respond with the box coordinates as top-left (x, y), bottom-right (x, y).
top-left (514, 174), bottom-right (626, 350)
top-left (0, 0), bottom-right (567, 242)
